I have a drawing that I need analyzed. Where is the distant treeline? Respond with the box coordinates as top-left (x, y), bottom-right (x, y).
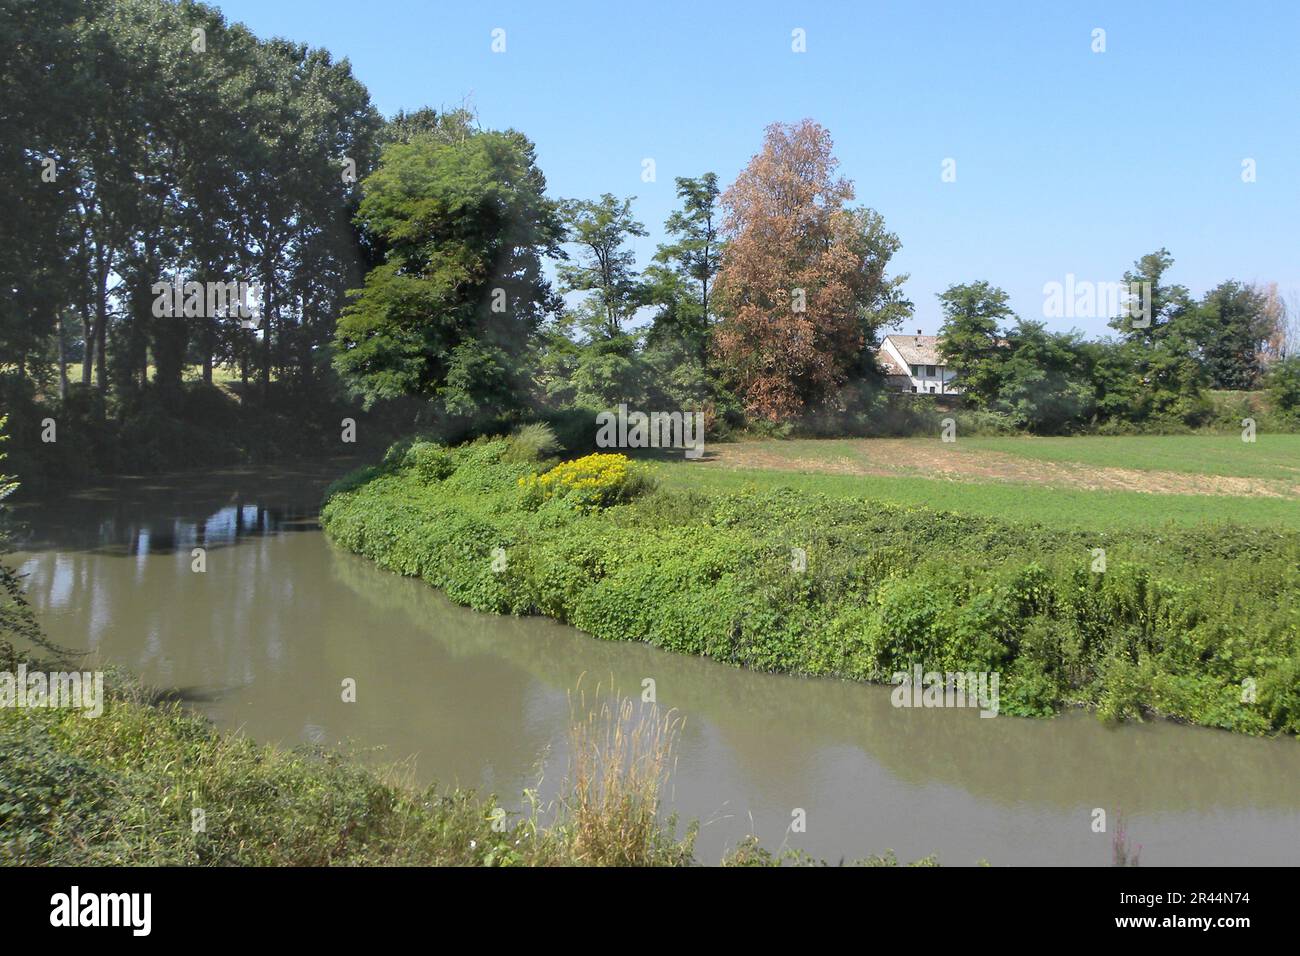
top-left (935, 264), bottom-right (1297, 435)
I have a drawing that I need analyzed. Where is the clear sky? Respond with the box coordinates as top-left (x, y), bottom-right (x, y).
top-left (210, 0), bottom-right (1299, 338)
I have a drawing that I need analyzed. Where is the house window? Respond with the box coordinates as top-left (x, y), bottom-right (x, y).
top-left (909, 364), bottom-right (919, 377)
top-left (928, 385), bottom-right (935, 393)
top-left (911, 386), bottom-right (917, 393)
top-left (926, 365), bottom-right (936, 376)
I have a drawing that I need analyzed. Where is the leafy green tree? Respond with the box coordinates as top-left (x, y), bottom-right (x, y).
top-left (0, 0), bottom-right (81, 389)
top-left (1183, 281), bottom-right (1272, 389)
top-left (1109, 248), bottom-right (1190, 344)
top-left (1104, 249), bottom-right (1208, 424)
top-left (333, 131), bottom-right (562, 418)
top-left (1265, 356), bottom-right (1300, 418)
top-left (557, 195), bottom-right (648, 338)
top-left (996, 321), bottom-right (1095, 432)
top-left (645, 175), bottom-right (721, 354)
top-left (643, 174), bottom-right (722, 408)
top-left (936, 281), bottom-right (1014, 408)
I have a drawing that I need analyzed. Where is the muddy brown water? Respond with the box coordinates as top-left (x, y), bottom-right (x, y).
top-left (10, 464), bottom-right (1300, 865)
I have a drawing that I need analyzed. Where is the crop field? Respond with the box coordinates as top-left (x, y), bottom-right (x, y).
top-left (656, 435), bottom-right (1300, 531)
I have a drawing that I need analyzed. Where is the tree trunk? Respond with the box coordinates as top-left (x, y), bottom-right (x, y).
top-left (80, 298), bottom-right (93, 385)
top-left (57, 312), bottom-right (68, 400)
top-left (95, 293), bottom-right (107, 396)
top-left (259, 277), bottom-right (273, 403)
top-left (93, 257), bottom-right (109, 398)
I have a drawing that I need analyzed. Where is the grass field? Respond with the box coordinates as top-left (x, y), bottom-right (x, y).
top-left (654, 434), bottom-right (1300, 531)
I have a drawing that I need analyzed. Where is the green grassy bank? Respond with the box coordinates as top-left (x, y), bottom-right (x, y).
top-left (321, 435), bottom-right (1300, 736)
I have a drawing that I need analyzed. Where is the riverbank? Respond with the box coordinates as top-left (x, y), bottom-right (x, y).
top-left (0, 663), bottom-right (935, 867)
top-left (321, 435), bottom-right (1300, 737)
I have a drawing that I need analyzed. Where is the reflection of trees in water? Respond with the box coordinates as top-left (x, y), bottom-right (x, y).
top-left (12, 463), bottom-right (348, 553)
top-left (326, 537), bottom-right (1300, 815)
top-left (16, 529), bottom-right (301, 689)
top-left (20, 500), bottom-right (321, 556)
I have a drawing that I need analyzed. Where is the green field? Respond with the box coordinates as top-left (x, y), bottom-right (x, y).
top-left (652, 434), bottom-right (1300, 532)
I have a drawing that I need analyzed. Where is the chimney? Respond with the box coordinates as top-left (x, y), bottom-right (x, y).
top-left (916, 329), bottom-right (922, 337)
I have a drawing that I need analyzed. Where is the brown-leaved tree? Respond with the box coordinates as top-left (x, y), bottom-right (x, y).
top-left (713, 119), bottom-right (909, 420)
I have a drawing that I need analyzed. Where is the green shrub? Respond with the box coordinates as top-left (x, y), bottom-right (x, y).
top-left (403, 441), bottom-right (456, 481)
top-left (1266, 357), bottom-right (1300, 419)
top-left (503, 422), bottom-right (562, 463)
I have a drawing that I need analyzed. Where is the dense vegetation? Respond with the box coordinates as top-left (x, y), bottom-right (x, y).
top-left (937, 263), bottom-right (1299, 434)
top-left (0, 0), bottom-right (415, 483)
top-left (322, 435), bottom-right (1300, 737)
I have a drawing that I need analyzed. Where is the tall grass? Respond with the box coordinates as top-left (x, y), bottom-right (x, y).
top-left (558, 678), bottom-right (693, 866)
top-left (1111, 811), bottom-right (1142, 867)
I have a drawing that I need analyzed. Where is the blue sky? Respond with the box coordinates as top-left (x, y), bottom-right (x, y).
top-left (212, 0), bottom-right (1299, 338)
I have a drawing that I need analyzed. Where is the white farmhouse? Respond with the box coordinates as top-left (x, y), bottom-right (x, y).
top-left (877, 331), bottom-right (960, 394)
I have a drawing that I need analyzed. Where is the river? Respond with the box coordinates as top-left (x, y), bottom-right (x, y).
top-left (11, 463), bottom-right (1300, 865)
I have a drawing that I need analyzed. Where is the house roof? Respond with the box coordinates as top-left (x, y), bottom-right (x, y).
top-left (883, 334), bottom-right (945, 366)
top-left (877, 351), bottom-right (908, 376)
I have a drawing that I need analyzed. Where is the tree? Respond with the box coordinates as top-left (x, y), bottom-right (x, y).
top-left (996, 321), bottom-right (1095, 432)
top-left (332, 130), bottom-right (563, 418)
top-left (1109, 248), bottom-right (1190, 345)
top-left (1265, 357), bottom-right (1300, 419)
top-left (1184, 281), bottom-right (1272, 389)
top-left (0, 0), bottom-right (382, 408)
top-left (937, 281), bottom-right (1015, 408)
top-left (557, 194), bottom-right (648, 338)
top-left (1104, 249), bottom-right (1208, 424)
top-left (713, 119), bottom-right (910, 421)
top-left (646, 174), bottom-right (722, 348)
top-left (643, 174), bottom-right (723, 408)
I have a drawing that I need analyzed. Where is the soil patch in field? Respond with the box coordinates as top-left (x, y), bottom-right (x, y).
top-left (705, 440), bottom-right (1300, 499)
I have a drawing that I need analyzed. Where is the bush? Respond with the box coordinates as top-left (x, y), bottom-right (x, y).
top-left (403, 441), bottom-right (456, 481)
top-left (518, 453), bottom-right (655, 511)
top-left (503, 422), bottom-right (561, 464)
